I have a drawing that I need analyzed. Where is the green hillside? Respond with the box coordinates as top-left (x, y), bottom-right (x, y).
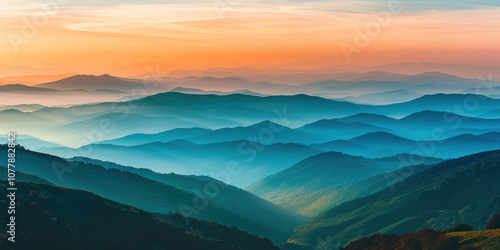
top-left (288, 149), bottom-right (500, 248)
top-left (0, 180), bottom-right (278, 249)
top-left (1, 145), bottom-right (305, 242)
top-left (247, 152), bottom-right (442, 216)
top-left (0, 164), bottom-right (53, 185)
top-left (341, 227), bottom-right (500, 249)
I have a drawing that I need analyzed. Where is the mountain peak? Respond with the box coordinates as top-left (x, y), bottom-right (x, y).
top-left (37, 74), bottom-right (140, 91)
top-left (350, 131), bottom-right (410, 143)
top-left (248, 120), bottom-right (288, 129)
top-left (170, 87), bottom-right (200, 92)
top-left (411, 93), bottom-right (492, 102)
top-left (340, 113), bottom-right (396, 122)
top-left (400, 110), bottom-right (470, 122)
top-left (413, 71), bottom-right (463, 80)
top-left (1, 108), bottom-right (25, 114)
top-left (303, 119), bottom-right (345, 128)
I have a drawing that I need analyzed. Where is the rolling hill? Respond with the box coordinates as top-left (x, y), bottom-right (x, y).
top-left (246, 152), bottom-right (442, 216)
top-left (0, 104), bottom-right (45, 112)
top-left (0, 164), bottom-right (53, 184)
top-left (0, 180), bottom-right (277, 250)
top-left (66, 155), bottom-right (310, 241)
top-left (297, 119), bottom-right (393, 141)
top-left (0, 84), bottom-right (60, 92)
top-left (38, 140), bottom-right (321, 187)
top-left (56, 113), bottom-right (204, 142)
top-left (378, 93), bottom-right (500, 117)
top-left (36, 74), bottom-right (144, 91)
top-left (333, 113), bottom-right (398, 127)
top-left (186, 121), bottom-right (323, 145)
top-left (0, 109), bottom-right (62, 139)
top-left (5, 91), bottom-right (500, 147)
top-left (98, 127), bottom-right (211, 146)
top-left (100, 120), bottom-right (326, 146)
top-left (288, 149), bottom-right (500, 248)
top-left (2, 145), bottom-right (306, 241)
top-left (342, 226), bottom-right (500, 250)
top-left (341, 89), bottom-right (423, 105)
top-left (363, 63), bottom-right (500, 80)
top-left (298, 163), bottom-right (437, 218)
top-left (447, 229), bottom-right (500, 249)
top-left (0, 134), bottom-right (63, 150)
top-left (170, 86), bottom-right (266, 97)
top-left (30, 92), bottom-right (370, 132)
top-left (311, 131), bottom-right (500, 159)
top-left (333, 110), bottom-right (500, 140)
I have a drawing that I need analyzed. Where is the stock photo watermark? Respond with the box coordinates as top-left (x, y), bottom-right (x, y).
top-left (213, 0), bottom-right (243, 19)
top-left (340, 0), bottom-right (403, 64)
top-left (5, 133), bottom-right (17, 244)
top-left (7, 0), bottom-right (69, 53)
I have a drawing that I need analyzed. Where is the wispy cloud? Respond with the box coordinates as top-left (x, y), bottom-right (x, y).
top-left (0, 0), bottom-right (498, 70)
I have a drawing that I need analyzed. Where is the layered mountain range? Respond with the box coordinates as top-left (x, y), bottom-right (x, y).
top-left (2, 69), bottom-right (500, 249)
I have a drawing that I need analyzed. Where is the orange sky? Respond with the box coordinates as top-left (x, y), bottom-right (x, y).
top-left (0, 0), bottom-right (499, 76)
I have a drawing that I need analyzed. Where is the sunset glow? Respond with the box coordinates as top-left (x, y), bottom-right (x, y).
top-left (0, 0), bottom-right (499, 76)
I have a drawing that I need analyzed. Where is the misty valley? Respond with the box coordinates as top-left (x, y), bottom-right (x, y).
top-left (1, 69), bottom-right (500, 249)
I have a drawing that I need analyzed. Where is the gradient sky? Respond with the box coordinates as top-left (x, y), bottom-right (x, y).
top-left (0, 0), bottom-right (499, 75)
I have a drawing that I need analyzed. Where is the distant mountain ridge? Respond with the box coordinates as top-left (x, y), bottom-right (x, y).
top-left (332, 110), bottom-right (500, 140)
top-left (4, 90), bottom-right (500, 147)
top-left (170, 86), bottom-right (266, 97)
top-left (36, 74), bottom-right (143, 91)
top-left (311, 131), bottom-right (500, 158)
top-left (341, 89), bottom-right (423, 105)
top-left (38, 139), bottom-right (321, 187)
